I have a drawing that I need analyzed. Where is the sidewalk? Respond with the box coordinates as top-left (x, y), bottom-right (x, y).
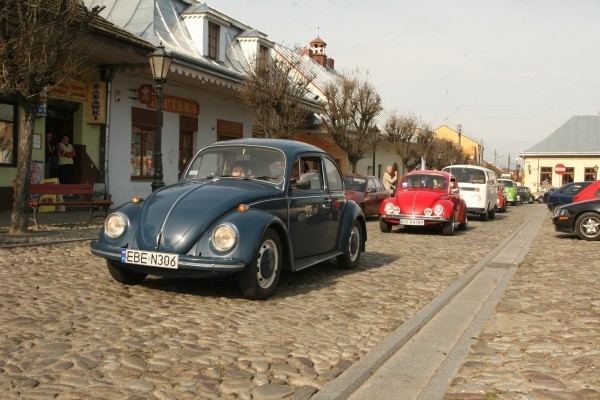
top-left (0, 209), bottom-right (103, 246)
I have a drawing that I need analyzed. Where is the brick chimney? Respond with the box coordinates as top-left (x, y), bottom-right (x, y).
top-left (326, 58), bottom-right (335, 69)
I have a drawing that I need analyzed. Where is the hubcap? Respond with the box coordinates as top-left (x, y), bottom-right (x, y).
top-left (257, 239), bottom-right (278, 288)
top-left (581, 217), bottom-right (600, 237)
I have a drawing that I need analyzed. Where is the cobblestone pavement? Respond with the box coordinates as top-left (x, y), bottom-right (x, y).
top-left (445, 211), bottom-right (600, 400)
top-left (0, 204), bottom-right (597, 399)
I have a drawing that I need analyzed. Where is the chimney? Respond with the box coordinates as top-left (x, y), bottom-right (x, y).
top-left (326, 58), bottom-right (335, 69)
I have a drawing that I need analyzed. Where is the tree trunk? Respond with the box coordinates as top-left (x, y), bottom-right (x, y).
top-left (9, 107), bottom-right (35, 234)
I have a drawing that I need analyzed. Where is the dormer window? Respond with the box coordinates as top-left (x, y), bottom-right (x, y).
top-left (208, 22), bottom-right (220, 60)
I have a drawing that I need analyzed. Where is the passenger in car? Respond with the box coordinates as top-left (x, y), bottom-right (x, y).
top-left (231, 163), bottom-right (246, 177)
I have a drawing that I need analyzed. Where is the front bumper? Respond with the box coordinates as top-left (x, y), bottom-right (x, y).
top-left (552, 216), bottom-right (574, 233)
top-left (90, 241), bottom-right (246, 275)
top-left (380, 214), bottom-right (449, 225)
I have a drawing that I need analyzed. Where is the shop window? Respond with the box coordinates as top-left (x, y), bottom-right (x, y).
top-left (562, 167), bottom-right (574, 184)
top-left (0, 102), bottom-right (17, 166)
top-left (131, 108), bottom-right (157, 179)
top-left (584, 167), bottom-right (597, 181)
top-left (540, 166), bottom-right (552, 185)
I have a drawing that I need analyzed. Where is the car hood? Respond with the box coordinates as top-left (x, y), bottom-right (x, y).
top-left (136, 180), bottom-right (282, 252)
top-left (395, 190), bottom-right (444, 213)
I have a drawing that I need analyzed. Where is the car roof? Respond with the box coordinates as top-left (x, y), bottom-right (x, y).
top-left (210, 138), bottom-right (325, 159)
top-left (344, 173), bottom-right (377, 179)
top-left (405, 170), bottom-right (453, 179)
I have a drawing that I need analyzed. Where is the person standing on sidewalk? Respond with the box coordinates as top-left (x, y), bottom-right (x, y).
top-left (382, 165), bottom-right (398, 195)
top-left (57, 135), bottom-right (76, 184)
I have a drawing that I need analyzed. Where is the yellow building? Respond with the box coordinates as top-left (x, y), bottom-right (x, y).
top-left (434, 125), bottom-right (483, 164)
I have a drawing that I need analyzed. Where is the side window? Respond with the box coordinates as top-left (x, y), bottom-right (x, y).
top-left (292, 156), bottom-right (323, 190)
top-left (324, 158), bottom-right (343, 191)
top-left (367, 178), bottom-right (376, 191)
top-left (375, 179), bottom-right (385, 191)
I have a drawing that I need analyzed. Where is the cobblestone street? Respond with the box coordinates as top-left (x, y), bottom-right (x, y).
top-left (0, 204), bottom-right (598, 399)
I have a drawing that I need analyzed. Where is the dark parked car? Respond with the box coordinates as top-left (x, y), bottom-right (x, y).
top-left (343, 173), bottom-right (390, 216)
top-left (90, 139), bottom-right (367, 300)
top-left (544, 181), bottom-right (593, 211)
top-left (516, 186), bottom-right (534, 204)
top-left (553, 198), bottom-right (600, 241)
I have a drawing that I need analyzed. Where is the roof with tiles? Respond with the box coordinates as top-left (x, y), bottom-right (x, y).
top-left (521, 115), bottom-right (600, 155)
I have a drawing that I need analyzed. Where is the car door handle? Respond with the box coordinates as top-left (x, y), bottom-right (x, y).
top-left (323, 198), bottom-right (333, 204)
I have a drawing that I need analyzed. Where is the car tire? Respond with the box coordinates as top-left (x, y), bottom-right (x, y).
top-left (442, 216), bottom-right (455, 236)
top-left (458, 214), bottom-right (468, 231)
top-left (488, 207), bottom-right (496, 219)
top-left (379, 219), bottom-right (392, 233)
top-left (575, 212), bottom-right (600, 241)
top-left (337, 221), bottom-right (362, 269)
top-left (106, 261), bottom-right (147, 285)
top-left (239, 229), bottom-right (282, 300)
top-left (480, 211), bottom-right (488, 221)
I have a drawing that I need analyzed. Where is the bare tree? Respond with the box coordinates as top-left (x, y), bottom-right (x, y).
top-left (382, 112), bottom-right (419, 172)
top-left (320, 72), bottom-right (382, 172)
top-left (241, 53), bottom-right (315, 139)
top-left (0, 0), bottom-right (100, 233)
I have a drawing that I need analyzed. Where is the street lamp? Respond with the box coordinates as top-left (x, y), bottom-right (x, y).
top-left (148, 43), bottom-right (172, 192)
top-left (594, 164), bottom-right (599, 180)
top-left (371, 130), bottom-right (379, 176)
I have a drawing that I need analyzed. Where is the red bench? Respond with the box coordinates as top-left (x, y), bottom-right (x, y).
top-left (27, 183), bottom-right (112, 229)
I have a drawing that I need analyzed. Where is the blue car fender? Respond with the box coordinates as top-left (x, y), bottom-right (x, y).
top-left (197, 208), bottom-right (292, 269)
top-left (336, 200), bottom-right (367, 252)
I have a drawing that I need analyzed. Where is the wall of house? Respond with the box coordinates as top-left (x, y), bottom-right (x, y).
top-left (523, 156), bottom-right (600, 191)
top-left (106, 72), bottom-right (251, 207)
top-left (355, 142), bottom-right (403, 179)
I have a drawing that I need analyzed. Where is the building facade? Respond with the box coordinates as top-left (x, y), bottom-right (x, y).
top-left (519, 115), bottom-right (600, 191)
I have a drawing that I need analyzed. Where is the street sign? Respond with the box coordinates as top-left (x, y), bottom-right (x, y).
top-left (554, 163), bottom-right (566, 175)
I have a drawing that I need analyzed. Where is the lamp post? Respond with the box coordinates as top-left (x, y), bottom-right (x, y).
top-left (371, 130), bottom-right (379, 176)
top-left (594, 164), bottom-right (599, 180)
top-left (148, 44), bottom-right (172, 192)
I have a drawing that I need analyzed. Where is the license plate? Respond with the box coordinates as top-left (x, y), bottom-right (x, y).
top-left (121, 249), bottom-right (179, 269)
top-left (400, 219), bottom-right (425, 226)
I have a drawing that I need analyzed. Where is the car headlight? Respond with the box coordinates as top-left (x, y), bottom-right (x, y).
top-left (433, 204), bottom-right (444, 216)
top-left (105, 213), bottom-right (127, 238)
top-left (384, 203), bottom-right (400, 214)
top-left (211, 223), bottom-right (238, 252)
top-left (473, 195), bottom-right (481, 202)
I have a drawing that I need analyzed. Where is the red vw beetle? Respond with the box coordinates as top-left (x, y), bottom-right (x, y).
top-left (379, 170), bottom-right (468, 235)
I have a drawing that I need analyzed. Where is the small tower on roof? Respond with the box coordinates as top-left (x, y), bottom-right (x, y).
top-left (300, 36), bottom-right (335, 69)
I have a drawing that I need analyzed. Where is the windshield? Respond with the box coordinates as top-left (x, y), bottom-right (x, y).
top-left (343, 176), bottom-right (366, 192)
top-left (183, 145), bottom-right (286, 187)
top-left (499, 179), bottom-right (514, 188)
top-left (400, 174), bottom-right (447, 190)
top-left (444, 167), bottom-right (486, 184)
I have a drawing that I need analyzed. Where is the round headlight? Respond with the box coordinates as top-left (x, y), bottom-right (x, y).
top-left (211, 224), bottom-right (238, 252)
top-left (384, 203), bottom-right (400, 214)
top-left (473, 195), bottom-right (481, 202)
top-left (433, 204), bottom-right (444, 216)
top-left (105, 213), bottom-right (127, 238)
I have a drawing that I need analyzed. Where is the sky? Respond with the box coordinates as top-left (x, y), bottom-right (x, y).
top-left (210, 0), bottom-right (600, 169)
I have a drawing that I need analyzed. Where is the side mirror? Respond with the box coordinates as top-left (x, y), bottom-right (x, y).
top-left (367, 188), bottom-right (376, 193)
top-left (452, 188), bottom-right (460, 195)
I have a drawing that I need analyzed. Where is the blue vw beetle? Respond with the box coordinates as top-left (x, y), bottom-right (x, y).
top-left (90, 139), bottom-right (366, 299)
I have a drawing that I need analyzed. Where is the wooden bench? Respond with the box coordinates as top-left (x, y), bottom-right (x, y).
top-left (28, 183), bottom-right (112, 229)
